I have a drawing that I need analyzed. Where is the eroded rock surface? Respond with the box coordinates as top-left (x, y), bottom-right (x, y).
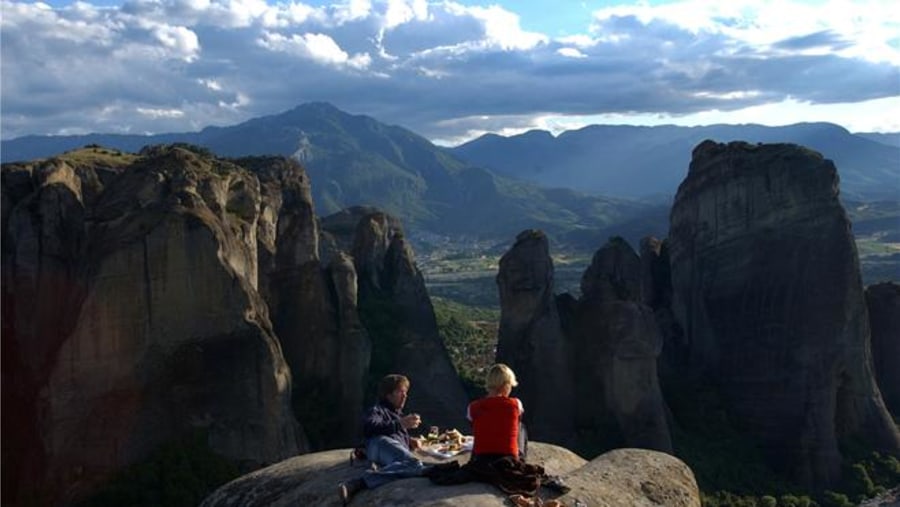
top-left (2, 147), bottom-right (303, 505)
top-left (574, 239), bottom-right (671, 452)
top-left (668, 140), bottom-right (900, 488)
top-left (496, 230), bottom-right (575, 446)
top-left (497, 232), bottom-right (671, 453)
top-left (351, 212), bottom-right (470, 432)
top-left (200, 443), bottom-right (700, 507)
top-left (866, 282), bottom-right (900, 417)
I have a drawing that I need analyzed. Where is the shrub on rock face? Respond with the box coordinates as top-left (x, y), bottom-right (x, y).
top-left (78, 430), bottom-right (239, 507)
top-left (822, 491), bottom-right (854, 507)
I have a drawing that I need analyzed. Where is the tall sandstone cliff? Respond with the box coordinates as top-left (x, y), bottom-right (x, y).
top-left (1, 147), bottom-right (304, 505)
top-left (327, 208), bottom-right (470, 432)
top-left (496, 230), bottom-right (672, 453)
top-left (668, 140), bottom-right (900, 489)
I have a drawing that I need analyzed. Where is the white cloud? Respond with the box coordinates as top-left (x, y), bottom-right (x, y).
top-left (137, 107), bottom-right (185, 118)
top-left (259, 31), bottom-right (372, 70)
top-left (261, 2), bottom-right (324, 28)
top-left (448, 3), bottom-right (547, 51)
top-left (383, 0), bottom-right (428, 30)
top-left (334, 0), bottom-right (372, 25)
top-left (557, 47), bottom-right (586, 58)
top-left (199, 79), bottom-right (222, 91)
top-left (590, 0), bottom-right (900, 64)
top-left (0, 0), bottom-right (116, 45)
top-left (152, 24), bottom-right (200, 60)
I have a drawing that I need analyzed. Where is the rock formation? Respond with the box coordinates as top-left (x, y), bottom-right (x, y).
top-left (2, 145), bottom-right (477, 505)
top-left (667, 140), bottom-right (900, 489)
top-left (277, 205), bottom-right (469, 445)
top-left (237, 157), bottom-right (373, 452)
top-left (866, 282), bottom-right (900, 417)
top-left (496, 231), bottom-right (671, 453)
top-left (638, 237), bottom-right (685, 386)
top-left (1, 146), bottom-right (303, 505)
top-left (573, 239), bottom-right (671, 452)
top-left (496, 230), bottom-right (575, 446)
top-left (349, 211), bottom-right (470, 431)
top-left (199, 442), bottom-right (701, 507)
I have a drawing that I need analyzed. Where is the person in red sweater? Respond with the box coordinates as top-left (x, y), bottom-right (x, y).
top-left (467, 363), bottom-right (525, 461)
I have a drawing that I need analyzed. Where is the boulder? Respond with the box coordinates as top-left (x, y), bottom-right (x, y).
top-left (200, 443), bottom-right (701, 507)
top-left (668, 140), bottom-right (900, 488)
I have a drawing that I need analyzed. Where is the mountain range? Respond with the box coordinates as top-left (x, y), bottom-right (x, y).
top-left (2, 102), bottom-right (898, 245)
top-left (449, 122), bottom-right (900, 201)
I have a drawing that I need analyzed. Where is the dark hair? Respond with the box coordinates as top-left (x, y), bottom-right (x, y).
top-left (378, 374), bottom-right (410, 399)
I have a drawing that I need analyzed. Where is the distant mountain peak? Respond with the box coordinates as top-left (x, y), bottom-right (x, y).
top-left (289, 101), bottom-right (344, 115)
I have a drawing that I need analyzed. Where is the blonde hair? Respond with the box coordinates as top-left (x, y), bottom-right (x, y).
top-left (485, 363), bottom-right (518, 392)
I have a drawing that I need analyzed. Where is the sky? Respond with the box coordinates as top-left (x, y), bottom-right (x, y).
top-left (1, 0), bottom-right (899, 146)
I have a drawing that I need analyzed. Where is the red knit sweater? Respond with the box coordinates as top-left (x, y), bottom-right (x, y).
top-left (468, 396), bottom-right (522, 456)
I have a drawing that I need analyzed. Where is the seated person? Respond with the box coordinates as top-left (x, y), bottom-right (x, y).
top-left (339, 374), bottom-right (433, 505)
top-left (467, 363), bottom-right (524, 462)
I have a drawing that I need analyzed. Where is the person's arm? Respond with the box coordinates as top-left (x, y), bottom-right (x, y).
top-left (363, 404), bottom-right (402, 438)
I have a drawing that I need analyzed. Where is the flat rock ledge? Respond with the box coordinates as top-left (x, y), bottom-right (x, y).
top-left (200, 443), bottom-right (701, 507)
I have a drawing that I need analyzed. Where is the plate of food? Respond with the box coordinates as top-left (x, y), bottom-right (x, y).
top-left (417, 428), bottom-right (473, 459)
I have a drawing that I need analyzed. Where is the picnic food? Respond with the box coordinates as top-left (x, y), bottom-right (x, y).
top-left (423, 428), bottom-right (465, 446)
top-left (444, 428), bottom-right (463, 443)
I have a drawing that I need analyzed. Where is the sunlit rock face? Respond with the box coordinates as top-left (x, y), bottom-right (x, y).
top-left (200, 443), bottom-right (701, 507)
top-left (866, 282), bottom-right (900, 417)
top-left (253, 160), bottom-right (372, 451)
top-left (668, 140), bottom-right (900, 489)
top-left (2, 147), bottom-right (304, 505)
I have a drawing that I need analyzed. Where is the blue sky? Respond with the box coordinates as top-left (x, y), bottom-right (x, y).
top-left (33, 0), bottom-right (655, 34)
top-left (2, 0), bottom-right (898, 144)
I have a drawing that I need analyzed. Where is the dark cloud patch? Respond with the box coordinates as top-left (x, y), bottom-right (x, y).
top-left (773, 30), bottom-right (852, 51)
top-left (382, 9), bottom-right (484, 56)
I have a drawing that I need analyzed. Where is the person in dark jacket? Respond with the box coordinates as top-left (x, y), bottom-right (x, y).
top-left (339, 374), bottom-right (428, 504)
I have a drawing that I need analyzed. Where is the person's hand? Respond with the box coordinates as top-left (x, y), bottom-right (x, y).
top-left (401, 413), bottom-right (421, 429)
top-left (409, 437), bottom-right (422, 451)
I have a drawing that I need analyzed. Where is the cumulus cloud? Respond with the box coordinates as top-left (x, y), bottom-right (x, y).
top-left (258, 31), bottom-right (371, 69)
top-left (1, 0), bottom-right (898, 142)
top-left (557, 47), bottom-right (586, 58)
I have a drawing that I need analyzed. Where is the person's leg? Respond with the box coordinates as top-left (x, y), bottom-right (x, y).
top-left (365, 435), bottom-right (417, 465)
top-left (518, 421), bottom-right (528, 461)
top-left (362, 436), bottom-right (428, 489)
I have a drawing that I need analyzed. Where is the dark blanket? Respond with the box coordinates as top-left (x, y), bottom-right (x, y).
top-left (429, 456), bottom-right (544, 497)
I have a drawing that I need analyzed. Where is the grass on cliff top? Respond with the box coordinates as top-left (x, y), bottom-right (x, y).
top-left (57, 145), bottom-right (138, 167)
